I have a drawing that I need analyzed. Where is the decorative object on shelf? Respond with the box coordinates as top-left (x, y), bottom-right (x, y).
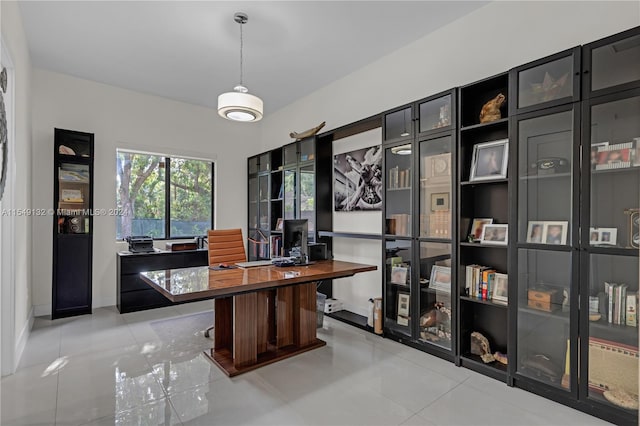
top-left (528, 285), bottom-right (563, 312)
top-left (529, 71), bottom-right (570, 103)
top-left (526, 221), bottom-right (544, 243)
top-left (469, 218), bottom-right (493, 242)
top-left (594, 142), bottom-right (633, 171)
top-left (420, 308), bottom-right (437, 328)
top-left (590, 141), bottom-right (609, 169)
top-left (480, 223), bottom-right (508, 245)
top-left (492, 273), bottom-right (508, 303)
top-left (562, 289), bottom-right (570, 312)
top-left (432, 103), bottom-right (451, 129)
top-left (469, 139), bottom-right (509, 181)
top-left (604, 388), bottom-right (639, 410)
top-left (542, 221), bottom-right (568, 245)
top-left (391, 265), bottom-right (409, 285)
top-left (479, 93), bottom-right (506, 123)
top-left (0, 67), bottom-right (7, 202)
top-left (589, 227), bottom-right (618, 246)
top-left (429, 265), bottom-right (451, 292)
top-left (521, 354), bottom-right (562, 383)
top-left (420, 302), bottom-right (452, 342)
top-left (430, 192), bottom-right (450, 211)
top-left (58, 145), bottom-right (76, 155)
top-left (589, 337), bottom-right (639, 403)
top-left (626, 292), bottom-right (637, 327)
top-left (60, 189), bottom-right (83, 203)
top-left (217, 12), bottom-right (263, 122)
top-left (494, 351), bottom-right (508, 365)
top-left (589, 312), bottom-right (602, 321)
top-left (470, 331), bottom-right (495, 363)
top-left (624, 208), bottom-right (639, 248)
top-left (334, 145), bottom-right (382, 211)
top-left (528, 157), bottom-right (570, 175)
top-left (275, 217), bottom-right (284, 231)
top-left (397, 292), bottom-right (410, 326)
top-left (289, 121), bottom-right (326, 141)
top-left (423, 152), bottom-right (451, 180)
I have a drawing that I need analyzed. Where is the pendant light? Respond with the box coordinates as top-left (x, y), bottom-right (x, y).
top-left (218, 12), bottom-right (263, 122)
top-left (400, 108), bottom-right (410, 137)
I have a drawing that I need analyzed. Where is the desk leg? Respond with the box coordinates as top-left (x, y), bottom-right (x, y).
top-left (233, 292), bottom-right (258, 368)
top-left (276, 286), bottom-right (294, 348)
top-left (295, 282), bottom-right (317, 347)
top-left (256, 291), bottom-right (270, 354)
top-left (213, 297), bottom-right (232, 350)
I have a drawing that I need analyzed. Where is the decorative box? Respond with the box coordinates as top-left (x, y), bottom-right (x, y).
top-left (528, 287), bottom-right (563, 304)
top-left (527, 299), bottom-right (559, 312)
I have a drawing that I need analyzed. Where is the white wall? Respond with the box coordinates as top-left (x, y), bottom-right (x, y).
top-left (1, 0), bottom-right (33, 374)
top-left (260, 1), bottom-right (640, 146)
top-left (31, 69), bottom-right (259, 314)
top-left (332, 129), bottom-right (382, 315)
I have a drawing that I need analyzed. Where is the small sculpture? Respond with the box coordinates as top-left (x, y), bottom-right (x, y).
top-left (289, 121), bottom-right (326, 141)
top-left (479, 93), bottom-right (506, 123)
top-left (604, 388), bottom-right (639, 410)
top-left (471, 331), bottom-right (495, 363)
top-left (493, 351), bottom-right (508, 365)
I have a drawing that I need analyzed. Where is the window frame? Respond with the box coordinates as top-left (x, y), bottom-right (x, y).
top-left (116, 149), bottom-right (215, 241)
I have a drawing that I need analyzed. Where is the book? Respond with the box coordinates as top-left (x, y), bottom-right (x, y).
top-left (626, 292), bottom-right (637, 327)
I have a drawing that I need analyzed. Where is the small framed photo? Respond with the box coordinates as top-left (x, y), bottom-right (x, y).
top-left (275, 218), bottom-right (284, 231)
top-left (493, 273), bottom-right (508, 303)
top-left (589, 227), bottom-right (617, 246)
top-left (431, 192), bottom-right (450, 211)
top-left (469, 218), bottom-right (493, 242)
top-left (397, 292), bottom-right (410, 325)
top-left (526, 221), bottom-right (545, 243)
top-left (542, 221), bottom-right (568, 245)
top-left (469, 139), bottom-right (509, 182)
top-left (590, 142), bottom-right (609, 169)
top-left (594, 143), bottom-right (633, 171)
top-left (429, 265), bottom-right (451, 292)
top-left (391, 266), bottom-right (409, 285)
top-left (480, 224), bottom-right (508, 245)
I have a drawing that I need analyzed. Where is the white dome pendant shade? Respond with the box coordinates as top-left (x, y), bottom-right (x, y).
top-left (218, 12), bottom-right (263, 122)
top-left (218, 85), bottom-right (263, 122)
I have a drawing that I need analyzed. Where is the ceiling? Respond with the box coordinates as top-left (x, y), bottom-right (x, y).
top-left (19, 1), bottom-right (488, 115)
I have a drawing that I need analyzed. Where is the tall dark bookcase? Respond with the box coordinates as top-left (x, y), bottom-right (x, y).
top-left (52, 128), bottom-right (94, 319)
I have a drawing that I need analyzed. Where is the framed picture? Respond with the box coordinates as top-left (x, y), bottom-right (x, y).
top-left (493, 273), bottom-right (508, 303)
top-left (391, 266), bottom-right (409, 285)
top-left (469, 139), bottom-right (509, 182)
top-left (542, 221), bottom-right (568, 245)
top-left (526, 221), bottom-right (545, 243)
top-left (334, 145), bottom-right (382, 211)
top-left (594, 142), bottom-right (633, 171)
top-left (480, 224), bottom-right (508, 245)
top-left (275, 218), bottom-right (284, 231)
top-left (590, 141), bottom-right (609, 169)
top-left (424, 153), bottom-right (451, 179)
top-left (431, 192), bottom-right (450, 211)
top-left (469, 218), bottom-right (493, 242)
top-left (429, 265), bottom-right (451, 292)
top-left (589, 227), bottom-right (618, 246)
top-left (61, 189), bottom-right (83, 202)
top-left (397, 292), bottom-right (410, 325)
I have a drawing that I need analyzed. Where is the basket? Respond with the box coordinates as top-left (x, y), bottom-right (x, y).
top-left (316, 292), bottom-right (327, 328)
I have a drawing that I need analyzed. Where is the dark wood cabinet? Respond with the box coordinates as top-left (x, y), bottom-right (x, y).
top-left (52, 128), bottom-right (94, 319)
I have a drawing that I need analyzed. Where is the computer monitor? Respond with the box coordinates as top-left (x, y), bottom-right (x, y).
top-left (283, 219), bottom-right (308, 261)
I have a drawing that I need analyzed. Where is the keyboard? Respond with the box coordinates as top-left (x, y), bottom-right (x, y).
top-left (235, 260), bottom-right (274, 268)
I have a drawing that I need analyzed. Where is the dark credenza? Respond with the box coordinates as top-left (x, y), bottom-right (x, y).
top-left (117, 249), bottom-right (208, 313)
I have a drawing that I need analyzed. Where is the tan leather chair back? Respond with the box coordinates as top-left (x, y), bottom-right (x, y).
top-left (207, 229), bottom-right (247, 265)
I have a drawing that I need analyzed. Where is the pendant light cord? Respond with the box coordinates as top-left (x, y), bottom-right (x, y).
top-left (239, 20), bottom-right (244, 86)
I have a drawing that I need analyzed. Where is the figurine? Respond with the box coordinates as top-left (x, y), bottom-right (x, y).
top-left (471, 331), bottom-right (495, 363)
top-left (289, 121), bottom-right (326, 141)
top-left (479, 93), bottom-right (506, 123)
top-left (493, 351), bottom-right (508, 365)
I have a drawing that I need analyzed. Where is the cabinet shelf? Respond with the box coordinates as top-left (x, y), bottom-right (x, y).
top-left (515, 243), bottom-right (573, 252)
top-left (460, 242), bottom-right (508, 249)
top-left (519, 172), bottom-right (571, 180)
top-left (591, 166), bottom-right (640, 177)
top-left (460, 353), bottom-right (508, 381)
top-left (519, 305), bottom-right (569, 320)
top-left (460, 118), bottom-right (509, 132)
top-left (586, 246), bottom-right (639, 256)
top-left (460, 295), bottom-right (507, 308)
top-left (318, 231), bottom-right (382, 240)
top-left (387, 187), bottom-right (411, 191)
top-left (460, 178), bottom-right (509, 186)
top-left (590, 319), bottom-right (639, 346)
top-left (418, 236), bottom-right (452, 243)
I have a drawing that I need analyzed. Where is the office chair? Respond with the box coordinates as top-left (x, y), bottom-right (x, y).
top-left (205, 229), bottom-right (246, 337)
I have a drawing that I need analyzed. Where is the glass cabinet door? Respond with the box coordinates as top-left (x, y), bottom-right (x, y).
top-left (516, 249), bottom-right (572, 390)
top-left (517, 109), bottom-right (574, 245)
top-left (284, 143), bottom-right (298, 167)
top-left (300, 164), bottom-right (315, 242)
top-left (258, 174), bottom-right (270, 231)
top-left (259, 153), bottom-right (270, 173)
top-left (587, 30), bottom-right (640, 95)
top-left (58, 162), bottom-right (91, 234)
top-left (585, 94), bottom-right (639, 408)
top-left (516, 54), bottom-right (575, 111)
top-left (248, 176), bottom-right (258, 229)
top-left (283, 169), bottom-right (296, 220)
top-left (418, 241), bottom-right (453, 350)
top-left (419, 136), bottom-right (452, 239)
top-left (299, 138), bottom-right (315, 163)
top-left (385, 144), bottom-right (412, 236)
top-left (248, 156), bottom-right (259, 175)
top-left (384, 106), bottom-right (413, 141)
top-left (385, 239), bottom-right (412, 339)
top-left (419, 95), bottom-right (452, 133)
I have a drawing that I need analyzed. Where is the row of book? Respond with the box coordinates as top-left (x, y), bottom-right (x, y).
top-left (270, 235), bottom-right (283, 258)
top-left (388, 166), bottom-right (411, 189)
top-left (603, 282), bottom-right (637, 327)
top-left (464, 264), bottom-right (500, 302)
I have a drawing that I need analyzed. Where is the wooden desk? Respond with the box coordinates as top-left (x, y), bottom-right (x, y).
top-left (140, 260), bottom-right (376, 376)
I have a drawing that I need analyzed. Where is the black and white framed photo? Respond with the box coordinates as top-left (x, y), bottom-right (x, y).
top-left (431, 192), bottom-right (450, 211)
top-left (334, 145), bottom-right (382, 211)
top-left (469, 139), bottom-right (509, 182)
top-left (542, 221), bottom-right (568, 245)
top-left (480, 224), bottom-right (508, 245)
top-left (493, 273), bottom-right (508, 304)
top-left (397, 292), bottom-right (410, 326)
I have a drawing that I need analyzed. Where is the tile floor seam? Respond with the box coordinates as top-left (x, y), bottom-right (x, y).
top-left (414, 377), bottom-right (468, 414)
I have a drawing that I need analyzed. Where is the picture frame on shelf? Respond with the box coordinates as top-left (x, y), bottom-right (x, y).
top-left (526, 221), bottom-right (545, 243)
top-left (424, 152), bottom-right (451, 180)
top-left (391, 266), bottom-right (409, 285)
top-left (542, 221), bottom-right (568, 245)
top-left (469, 139), bottom-right (509, 182)
top-left (397, 292), bottom-right (410, 326)
top-left (429, 265), bottom-right (451, 292)
top-left (275, 218), bottom-right (284, 231)
top-left (431, 192), bottom-right (450, 211)
top-left (493, 273), bottom-right (508, 303)
top-left (589, 227), bottom-right (618, 246)
top-left (469, 218), bottom-right (493, 242)
top-left (480, 224), bottom-right (508, 245)
top-left (594, 142), bottom-right (633, 171)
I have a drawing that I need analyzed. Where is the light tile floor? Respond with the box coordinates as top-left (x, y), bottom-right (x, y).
top-left (1, 303), bottom-right (610, 426)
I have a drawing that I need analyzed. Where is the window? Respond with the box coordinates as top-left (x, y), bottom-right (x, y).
top-left (116, 150), bottom-right (214, 240)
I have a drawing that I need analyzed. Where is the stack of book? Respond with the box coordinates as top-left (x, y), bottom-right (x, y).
top-left (270, 235), bottom-right (282, 258)
top-left (464, 265), bottom-right (496, 301)
top-left (388, 166), bottom-right (411, 189)
top-left (604, 282), bottom-right (637, 326)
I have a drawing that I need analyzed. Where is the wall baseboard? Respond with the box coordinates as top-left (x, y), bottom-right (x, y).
top-left (33, 304), bottom-right (50, 317)
top-left (14, 306), bottom-right (34, 371)
top-left (341, 302), bottom-right (369, 318)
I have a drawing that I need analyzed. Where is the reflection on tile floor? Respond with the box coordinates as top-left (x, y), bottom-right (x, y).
top-left (1, 305), bottom-right (609, 425)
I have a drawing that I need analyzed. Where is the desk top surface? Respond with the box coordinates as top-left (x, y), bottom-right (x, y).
top-left (140, 260), bottom-right (377, 302)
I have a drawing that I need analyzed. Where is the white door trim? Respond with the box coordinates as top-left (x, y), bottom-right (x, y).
top-left (1, 37), bottom-right (17, 376)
